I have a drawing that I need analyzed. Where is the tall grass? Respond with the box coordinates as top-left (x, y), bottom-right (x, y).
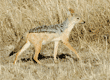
top-left (0, 0), bottom-right (110, 47)
top-left (0, 0), bottom-right (110, 80)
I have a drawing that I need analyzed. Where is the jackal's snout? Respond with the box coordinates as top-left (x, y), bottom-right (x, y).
top-left (79, 20), bottom-right (85, 24)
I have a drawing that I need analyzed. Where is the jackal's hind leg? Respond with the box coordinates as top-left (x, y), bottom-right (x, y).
top-left (33, 42), bottom-right (42, 64)
top-left (13, 40), bottom-right (31, 64)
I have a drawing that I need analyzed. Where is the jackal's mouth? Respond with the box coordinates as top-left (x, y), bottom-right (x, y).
top-left (80, 21), bottom-right (85, 24)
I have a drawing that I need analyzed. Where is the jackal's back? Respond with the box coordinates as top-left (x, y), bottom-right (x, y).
top-left (29, 19), bottom-right (69, 34)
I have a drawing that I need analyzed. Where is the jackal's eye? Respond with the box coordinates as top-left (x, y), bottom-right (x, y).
top-left (77, 18), bottom-right (79, 19)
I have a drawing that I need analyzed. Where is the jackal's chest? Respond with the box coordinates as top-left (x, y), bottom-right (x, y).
top-left (61, 28), bottom-right (72, 38)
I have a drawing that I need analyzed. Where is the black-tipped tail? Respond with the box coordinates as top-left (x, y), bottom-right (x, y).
top-left (9, 51), bottom-right (16, 56)
top-left (9, 33), bottom-right (28, 56)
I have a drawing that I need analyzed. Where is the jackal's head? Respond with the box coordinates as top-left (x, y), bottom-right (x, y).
top-left (67, 8), bottom-right (85, 24)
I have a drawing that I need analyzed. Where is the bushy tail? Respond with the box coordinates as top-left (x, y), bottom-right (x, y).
top-left (9, 32), bottom-right (29, 56)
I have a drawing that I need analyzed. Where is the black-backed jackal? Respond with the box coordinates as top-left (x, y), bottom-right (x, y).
top-left (12, 9), bottom-right (85, 64)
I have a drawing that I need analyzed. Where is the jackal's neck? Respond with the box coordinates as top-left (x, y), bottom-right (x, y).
top-left (62, 18), bottom-right (69, 28)
top-left (62, 18), bottom-right (75, 32)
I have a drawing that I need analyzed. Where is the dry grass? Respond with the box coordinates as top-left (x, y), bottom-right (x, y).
top-left (0, 0), bottom-right (110, 80)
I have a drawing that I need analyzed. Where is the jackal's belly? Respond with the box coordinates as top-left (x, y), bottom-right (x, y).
top-left (27, 33), bottom-right (61, 45)
top-left (42, 33), bottom-right (61, 45)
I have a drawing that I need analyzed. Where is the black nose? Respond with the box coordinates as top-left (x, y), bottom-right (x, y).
top-left (84, 21), bottom-right (85, 23)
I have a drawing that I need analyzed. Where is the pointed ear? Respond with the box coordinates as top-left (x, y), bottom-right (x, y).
top-left (69, 8), bottom-right (74, 13)
top-left (67, 8), bottom-right (74, 16)
top-left (67, 10), bottom-right (71, 16)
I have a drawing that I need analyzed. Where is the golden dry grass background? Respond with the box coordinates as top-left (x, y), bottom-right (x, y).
top-left (0, 0), bottom-right (110, 80)
top-left (0, 0), bottom-right (110, 47)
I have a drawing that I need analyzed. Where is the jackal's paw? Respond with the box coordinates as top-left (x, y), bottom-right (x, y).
top-left (54, 59), bottom-right (58, 64)
top-left (13, 60), bottom-right (16, 64)
top-left (36, 60), bottom-right (42, 64)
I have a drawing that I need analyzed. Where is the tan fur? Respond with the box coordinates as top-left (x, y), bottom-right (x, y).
top-left (13, 8), bottom-right (85, 64)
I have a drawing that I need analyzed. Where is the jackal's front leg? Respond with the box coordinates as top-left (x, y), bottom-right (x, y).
top-left (62, 40), bottom-right (81, 59)
top-left (54, 41), bottom-right (59, 63)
